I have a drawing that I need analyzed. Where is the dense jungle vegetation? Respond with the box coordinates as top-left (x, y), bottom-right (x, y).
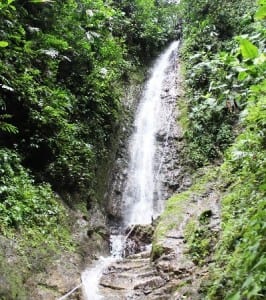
top-left (0, 0), bottom-right (177, 238)
top-left (0, 0), bottom-right (265, 299)
top-left (179, 0), bottom-right (266, 298)
top-left (0, 0), bottom-right (177, 297)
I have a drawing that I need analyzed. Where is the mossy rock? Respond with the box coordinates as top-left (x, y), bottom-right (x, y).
top-left (0, 254), bottom-right (28, 300)
top-left (152, 167), bottom-right (219, 261)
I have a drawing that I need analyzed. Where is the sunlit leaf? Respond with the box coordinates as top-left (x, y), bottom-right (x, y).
top-left (255, 6), bottom-right (266, 20)
top-left (259, 183), bottom-right (266, 191)
top-left (238, 71), bottom-right (248, 81)
top-left (0, 122), bottom-right (18, 134)
top-left (0, 41), bottom-right (8, 47)
top-left (237, 38), bottom-right (259, 60)
top-left (228, 292), bottom-right (241, 300)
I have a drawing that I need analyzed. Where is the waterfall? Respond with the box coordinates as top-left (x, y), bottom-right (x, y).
top-left (82, 41), bottom-right (179, 300)
top-left (123, 41), bottom-right (179, 226)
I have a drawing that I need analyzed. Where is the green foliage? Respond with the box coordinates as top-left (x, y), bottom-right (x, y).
top-left (0, 41), bottom-right (8, 47)
top-left (238, 37), bottom-right (259, 59)
top-left (0, 114), bottom-right (18, 134)
top-left (0, 0), bottom-right (178, 197)
top-left (180, 0), bottom-right (262, 166)
top-left (112, 0), bottom-right (178, 60)
top-left (0, 150), bottom-right (73, 298)
top-left (0, 253), bottom-right (28, 300)
top-left (205, 82), bottom-right (266, 299)
top-left (255, 0), bottom-right (266, 20)
top-left (0, 0), bottom-right (15, 11)
top-left (0, 0), bottom-right (180, 297)
top-left (0, 149), bottom-right (71, 246)
top-left (0, 151), bottom-right (73, 298)
top-left (152, 167), bottom-right (218, 261)
top-left (185, 210), bottom-right (218, 266)
top-left (180, 1), bottom-right (266, 298)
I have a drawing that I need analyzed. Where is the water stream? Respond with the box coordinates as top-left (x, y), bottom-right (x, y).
top-left (82, 41), bottom-right (179, 300)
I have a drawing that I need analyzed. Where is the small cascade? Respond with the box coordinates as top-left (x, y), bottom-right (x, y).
top-left (82, 41), bottom-right (180, 300)
top-left (81, 257), bottom-right (114, 300)
top-left (110, 234), bottom-right (125, 258)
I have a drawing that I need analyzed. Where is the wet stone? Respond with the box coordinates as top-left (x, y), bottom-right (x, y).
top-left (124, 224), bottom-right (154, 257)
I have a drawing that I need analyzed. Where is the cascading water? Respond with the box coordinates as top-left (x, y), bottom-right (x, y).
top-left (81, 235), bottom-right (124, 299)
top-left (123, 41), bottom-right (179, 226)
top-left (82, 41), bottom-right (179, 300)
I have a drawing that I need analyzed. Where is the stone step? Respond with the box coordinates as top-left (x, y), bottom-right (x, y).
top-left (100, 275), bottom-right (131, 290)
top-left (133, 276), bottom-right (166, 291)
top-left (104, 264), bottom-right (146, 273)
top-left (135, 269), bottom-right (157, 279)
top-left (99, 251), bottom-right (167, 295)
top-left (98, 287), bottom-right (126, 300)
top-left (104, 268), bottom-right (156, 281)
top-left (106, 258), bottom-right (151, 273)
top-left (127, 250), bottom-right (151, 259)
top-left (116, 257), bottom-right (150, 264)
top-left (100, 267), bottom-right (160, 290)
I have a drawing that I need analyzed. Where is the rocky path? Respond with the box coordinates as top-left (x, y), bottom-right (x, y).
top-left (95, 170), bottom-right (222, 300)
top-left (97, 232), bottom-right (196, 300)
top-left (99, 250), bottom-right (170, 300)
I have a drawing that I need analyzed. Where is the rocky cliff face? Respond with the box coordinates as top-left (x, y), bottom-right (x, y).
top-left (0, 205), bottom-right (109, 300)
top-left (105, 81), bottom-right (144, 223)
top-left (106, 54), bottom-right (187, 224)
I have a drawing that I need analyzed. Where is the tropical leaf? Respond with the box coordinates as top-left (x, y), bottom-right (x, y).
top-left (255, 2), bottom-right (266, 20)
top-left (0, 122), bottom-right (18, 134)
top-left (237, 38), bottom-right (259, 60)
top-left (0, 41), bottom-right (8, 47)
top-left (0, 114), bottom-right (18, 134)
top-left (228, 291), bottom-right (241, 300)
